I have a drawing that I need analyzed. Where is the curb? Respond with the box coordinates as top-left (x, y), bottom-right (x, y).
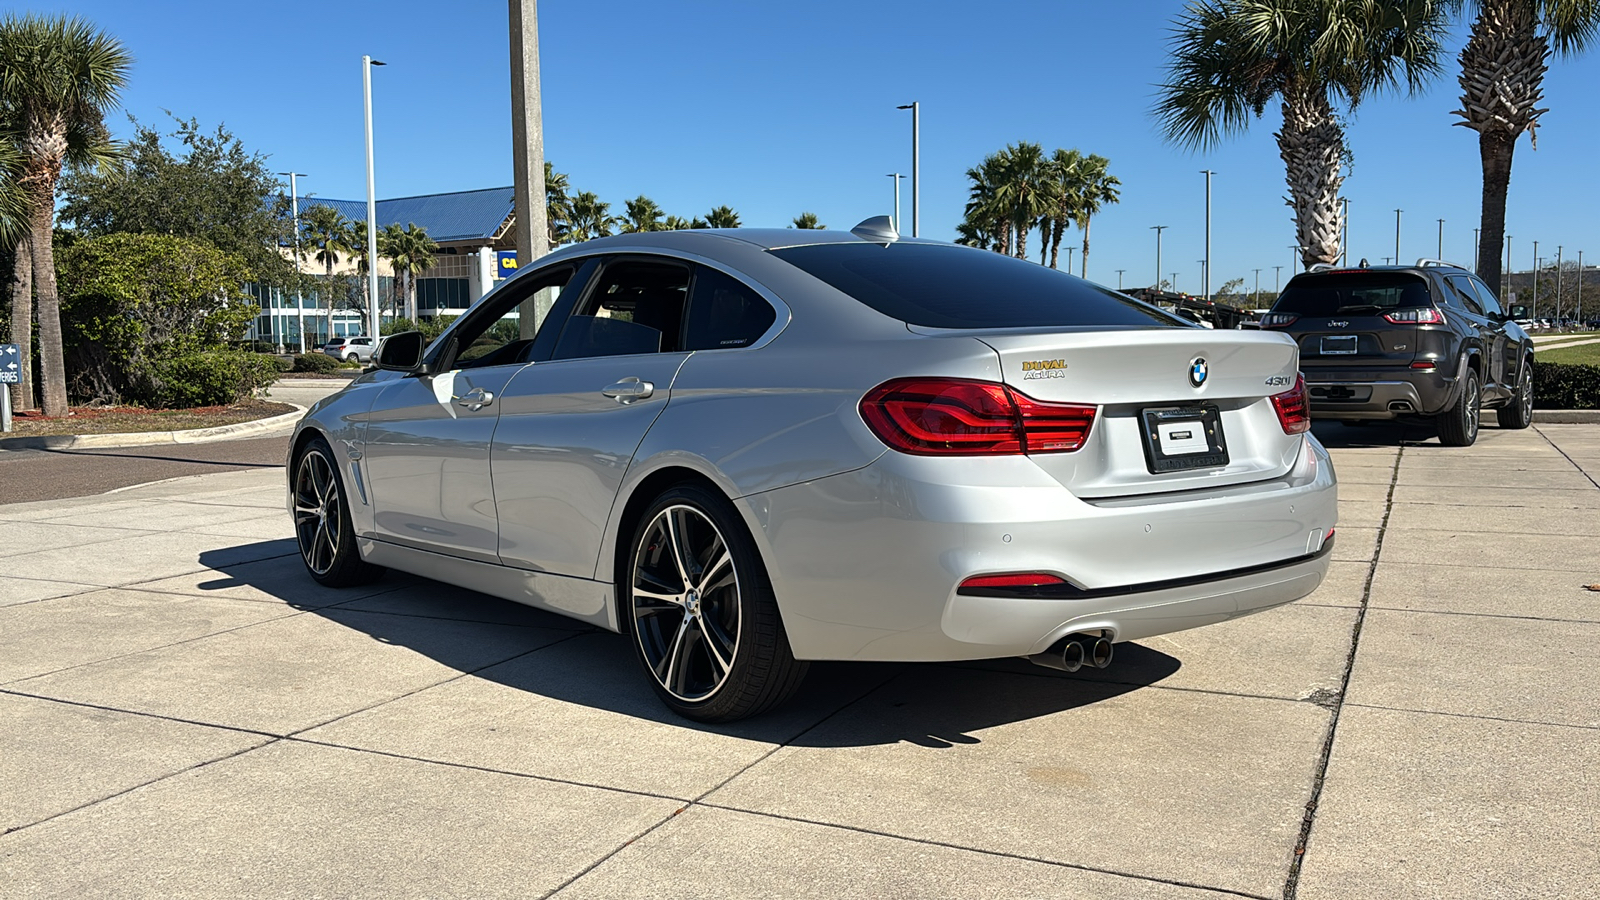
top-left (0, 404), bottom-right (306, 451)
top-left (1533, 410), bottom-right (1600, 424)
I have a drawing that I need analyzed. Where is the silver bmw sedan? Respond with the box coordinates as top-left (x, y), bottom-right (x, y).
top-left (287, 219), bottom-right (1337, 722)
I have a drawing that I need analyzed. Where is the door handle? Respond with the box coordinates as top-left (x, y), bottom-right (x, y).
top-left (455, 387), bottom-right (495, 411)
top-left (601, 378), bottom-right (654, 403)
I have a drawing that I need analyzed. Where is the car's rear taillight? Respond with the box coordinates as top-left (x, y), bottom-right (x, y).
top-left (959, 572), bottom-right (1067, 590)
top-left (1383, 307), bottom-right (1446, 325)
top-left (1271, 374), bottom-right (1311, 435)
top-left (1260, 312), bottom-right (1299, 328)
top-left (860, 378), bottom-right (1097, 456)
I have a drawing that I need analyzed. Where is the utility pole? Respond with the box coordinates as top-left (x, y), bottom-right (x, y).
top-left (1274, 265), bottom-right (1283, 293)
top-left (1115, 269), bottom-right (1126, 290)
top-left (278, 171), bottom-right (308, 352)
top-left (511, 0), bottom-right (551, 337)
top-left (1437, 218), bottom-right (1445, 260)
top-left (1151, 225), bottom-right (1168, 289)
top-left (1200, 169), bottom-right (1213, 302)
top-left (1394, 208), bottom-right (1402, 264)
top-left (896, 103), bottom-right (919, 237)
top-left (362, 55), bottom-right (385, 339)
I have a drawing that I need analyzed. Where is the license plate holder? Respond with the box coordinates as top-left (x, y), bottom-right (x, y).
top-left (1319, 335), bottom-right (1358, 355)
top-left (1140, 404), bottom-right (1229, 473)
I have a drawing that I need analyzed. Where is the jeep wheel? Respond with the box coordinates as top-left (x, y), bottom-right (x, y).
top-left (1436, 368), bottom-right (1480, 446)
top-left (1495, 361), bottom-right (1534, 429)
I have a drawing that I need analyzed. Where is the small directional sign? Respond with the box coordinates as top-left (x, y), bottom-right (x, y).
top-left (0, 343), bottom-right (18, 384)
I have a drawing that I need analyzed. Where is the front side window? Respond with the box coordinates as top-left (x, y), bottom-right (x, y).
top-left (769, 243), bottom-right (1184, 329)
top-left (553, 259), bottom-right (691, 360)
top-left (1468, 278), bottom-right (1504, 316)
top-left (1275, 273), bottom-right (1433, 316)
top-left (445, 265), bottom-right (574, 370)
top-left (685, 266), bottom-right (777, 350)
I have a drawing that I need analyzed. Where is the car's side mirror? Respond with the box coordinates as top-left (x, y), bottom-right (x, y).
top-left (376, 331), bottom-right (426, 373)
top-left (1507, 304), bottom-right (1528, 319)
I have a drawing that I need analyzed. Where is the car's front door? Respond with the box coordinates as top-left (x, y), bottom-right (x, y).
top-left (360, 264), bottom-right (582, 562)
top-left (492, 257), bottom-right (696, 578)
top-left (1446, 274), bottom-right (1508, 398)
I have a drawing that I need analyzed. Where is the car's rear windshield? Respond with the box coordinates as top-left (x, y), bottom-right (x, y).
top-left (1274, 272), bottom-right (1433, 317)
top-left (768, 243), bottom-right (1186, 329)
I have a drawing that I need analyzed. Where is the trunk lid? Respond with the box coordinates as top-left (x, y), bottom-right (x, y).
top-left (965, 328), bottom-right (1305, 498)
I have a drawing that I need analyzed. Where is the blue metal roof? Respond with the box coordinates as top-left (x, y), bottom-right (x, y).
top-left (300, 187), bottom-right (513, 244)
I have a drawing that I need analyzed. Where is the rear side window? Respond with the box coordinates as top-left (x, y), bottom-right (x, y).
top-left (1274, 273), bottom-right (1433, 317)
top-left (554, 259), bottom-right (690, 360)
top-left (769, 243), bottom-right (1185, 329)
top-left (685, 267), bottom-right (777, 350)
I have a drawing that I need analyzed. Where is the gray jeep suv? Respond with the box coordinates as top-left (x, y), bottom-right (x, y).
top-left (1261, 260), bottom-right (1534, 446)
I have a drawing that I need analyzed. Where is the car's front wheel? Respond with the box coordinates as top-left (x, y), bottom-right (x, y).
top-left (293, 436), bottom-right (386, 587)
top-left (1496, 360), bottom-right (1534, 429)
top-left (625, 484), bottom-right (807, 722)
top-left (1436, 367), bottom-right (1481, 446)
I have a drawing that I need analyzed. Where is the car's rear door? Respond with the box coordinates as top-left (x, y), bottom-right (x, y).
top-left (491, 256), bottom-right (698, 578)
top-left (1444, 274), bottom-right (1506, 397)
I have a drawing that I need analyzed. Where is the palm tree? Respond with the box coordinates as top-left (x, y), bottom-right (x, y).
top-left (954, 219), bottom-right (995, 251)
top-left (1156, 0), bottom-right (1450, 270)
top-left (621, 195), bottom-right (664, 233)
top-left (963, 153), bottom-right (1010, 254)
top-left (1043, 149), bottom-right (1084, 270)
top-left (1075, 154), bottom-right (1121, 280)
top-left (378, 222), bottom-right (437, 322)
top-left (544, 161), bottom-right (573, 245)
top-left (996, 142), bottom-right (1050, 261)
top-left (1454, 1), bottom-right (1600, 289)
top-left (791, 212), bottom-right (825, 229)
top-left (343, 220), bottom-right (373, 334)
top-left (2, 128), bottom-right (36, 411)
top-left (567, 191), bottom-right (617, 241)
top-left (704, 205), bottom-right (741, 228)
top-left (0, 14), bottom-right (130, 415)
top-left (302, 204), bottom-right (349, 342)
top-left (661, 215), bottom-right (693, 231)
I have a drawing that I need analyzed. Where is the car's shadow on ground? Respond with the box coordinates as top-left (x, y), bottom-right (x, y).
top-left (198, 546), bottom-right (1182, 748)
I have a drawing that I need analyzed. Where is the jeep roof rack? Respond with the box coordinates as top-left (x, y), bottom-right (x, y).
top-left (1414, 258), bottom-right (1466, 269)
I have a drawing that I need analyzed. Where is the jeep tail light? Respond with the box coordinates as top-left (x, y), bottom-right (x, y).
top-left (1383, 307), bottom-right (1447, 325)
top-left (860, 378), bottom-right (1096, 456)
top-left (1260, 312), bottom-right (1298, 328)
top-left (1270, 374), bottom-right (1311, 435)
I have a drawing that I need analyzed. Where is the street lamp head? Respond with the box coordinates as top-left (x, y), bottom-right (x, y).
top-left (369, 59), bottom-right (386, 66)
top-left (896, 104), bottom-right (914, 109)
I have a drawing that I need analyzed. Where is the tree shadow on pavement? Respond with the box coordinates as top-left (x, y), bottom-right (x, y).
top-left (198, 545), bottom-right (1183, 749)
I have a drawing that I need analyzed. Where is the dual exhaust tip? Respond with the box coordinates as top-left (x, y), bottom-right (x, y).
top-left (1028, 633), bottom-right (1113, 673)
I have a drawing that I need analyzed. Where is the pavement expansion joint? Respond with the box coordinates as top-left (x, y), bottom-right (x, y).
top-left (1343, 702), bottom-right (1600, 733)
top-left (1535, 425), bottom-right (1600, 491)
top-left (1280, 443), bottom-right (1403, 900)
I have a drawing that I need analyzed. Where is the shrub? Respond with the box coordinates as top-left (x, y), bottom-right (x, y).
top-left (1533, 361), bottom-right (1600, 410)
top-left (147, 351), bottom-right (279, 408)
top-left (267, 354), bottom-right (294, 373)
top-left (292, 352), bottom-right (341, 374)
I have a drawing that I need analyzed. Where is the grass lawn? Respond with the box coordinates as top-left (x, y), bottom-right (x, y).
top-left (1536, 341), bottom-right (1600, 366)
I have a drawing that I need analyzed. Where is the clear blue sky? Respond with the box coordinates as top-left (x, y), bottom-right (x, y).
top-left (37, 0), bottom-right (1600, 294)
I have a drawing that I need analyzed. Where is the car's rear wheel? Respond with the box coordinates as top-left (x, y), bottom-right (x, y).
top-left (625, 484), bottom-right (807, 722)
top-left (1496, 361), bottom-right (1534, 429)
top-left (1436, 367), bottom-right (1480, 446)
top-left (293, 437), bottom-right (386, 587)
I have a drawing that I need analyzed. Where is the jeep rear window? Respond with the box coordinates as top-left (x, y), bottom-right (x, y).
top-left (1274, 273), bottom-right (1433, 317)
top-left (769, 243), bottom-right (1186, 329)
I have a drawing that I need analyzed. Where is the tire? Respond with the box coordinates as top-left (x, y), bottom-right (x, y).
top-left (344, 353), bottom-right (359, 363)
top-left (624, 483), bottom-right (808, 722)
top-left (1436, 367), bottom-right (1481, 447)
top-left (292, 436), bottom-right (386, 587)
top-left (1495, 360), bottom-right (1534, 429)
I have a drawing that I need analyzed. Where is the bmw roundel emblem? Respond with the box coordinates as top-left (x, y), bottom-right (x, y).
top-left (1189, 357), bottom-right (1208, 388)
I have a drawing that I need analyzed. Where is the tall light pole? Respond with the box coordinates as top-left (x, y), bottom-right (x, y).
top-left (511, 0), bottom-right (551, 337)
top-left (1289, 245), bottom-right (1300, 273)
top-left (1437, 218), bottom-right (1445, 259)
top-left (1578, 250), bottom-right (1585, 325)
top-left (1340, 197), bottom-right (1350, 266)
top-left (1151, 225), bottom-right (1167, 289)
top-left (1393, 208), bottom-right (1402, 264)
top-left (1274, 265), bottom-right (1283, 293)
top-left (1556, 245), bottom-right (1564, 325)
top-left (1532, 240), bottom-right (1540, 318)
top-left (1504, 234), bottom-right (1512, 299)
top-left (1253, 268), bottom-right (1262, 306)
top-left (362, 55), bottom-right (385, 338)
top-left (896, 102), bottom-right (919, 237)
top-left (1474, 228), bottom-right (1480, 273)
top-left (886, 173), bottom-right (904, 233)
top-left (1200, 169), bottom-right (1213, 301)
top-left (1066, 246), bottom-right (1075, 274)
top-left (278, 171), bottom-right (308, 352)
top-left (1171, 272), bottom-right (1180, 293)
top-left (1116, 269), bottom-right (1126, 290)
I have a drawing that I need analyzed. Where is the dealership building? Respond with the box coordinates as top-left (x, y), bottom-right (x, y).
top-left (249, 186), bottom-right (521, 349)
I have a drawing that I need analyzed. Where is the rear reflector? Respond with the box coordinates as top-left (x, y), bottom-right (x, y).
top-left (1383, 307), bottom-right (1447, 325)
top-left (959, 573), bottom-right (1067, 590)
top-left (1271, 374), bottom-right (1311, 434)
top-left (860, 378), bottom-right (1096, 456)
top-left (1410, 360), bottom-right (1438, 369)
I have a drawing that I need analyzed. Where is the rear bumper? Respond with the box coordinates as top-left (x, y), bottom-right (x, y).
top-left (742, 434), bottom-right (1338, 662)
top-left (1304, 366), bottom-right (1455, 418)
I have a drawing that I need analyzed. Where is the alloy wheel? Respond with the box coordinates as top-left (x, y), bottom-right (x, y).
top-left (1466, 378), bottom-right (1480, 439)
top-left (294, 449), bottom-right (342, 576)
top-left (631, 504), bottom-right (741, 702)
top-left (1520, 367), bottom-right (1533, 420)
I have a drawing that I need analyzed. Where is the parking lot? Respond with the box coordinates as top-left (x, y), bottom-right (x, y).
top-left (2, 421), bottom-right (1597, 899)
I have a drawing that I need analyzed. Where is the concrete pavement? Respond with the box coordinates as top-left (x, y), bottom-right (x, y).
top-left (1, 422), bottom-right (1596, 898)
